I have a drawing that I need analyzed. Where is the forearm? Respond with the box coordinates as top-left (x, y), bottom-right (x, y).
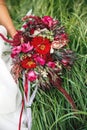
top-left (0, 0), bottom-right (17, 38)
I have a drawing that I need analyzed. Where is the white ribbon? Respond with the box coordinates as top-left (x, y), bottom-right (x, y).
top-left (23, 73), bottom-right (38, 130)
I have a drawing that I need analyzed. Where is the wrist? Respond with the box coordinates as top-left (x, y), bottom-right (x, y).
top-left (7, 27), bottom-right (17, 38)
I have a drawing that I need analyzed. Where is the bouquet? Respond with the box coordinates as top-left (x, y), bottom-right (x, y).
top-left (0, 14), bottom-right (76, 130)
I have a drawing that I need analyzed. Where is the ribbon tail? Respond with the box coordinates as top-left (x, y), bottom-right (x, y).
top-left (18, 74), bottom-right (28, 130)
top-left (25, 85), bottom-right (38, 130)
top-left (56, 85), bottom-right (76, 109)
top-left (28, 85), bottom-right (38, 106)
top-left (26, 108), bottom-right (32, 130)
top-left (0, 33), bottom-right (14, 45)
top-left (50, 75), bottom-right (76, 109)
top-left (18, 99), bottom-right (24, 130)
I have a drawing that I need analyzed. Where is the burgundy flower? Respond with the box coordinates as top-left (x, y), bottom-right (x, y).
top-left (13, 31), bottom-right (23, 46)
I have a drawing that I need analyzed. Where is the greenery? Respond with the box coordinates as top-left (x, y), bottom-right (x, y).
top-left (6, 0), bottom-right (87, 130)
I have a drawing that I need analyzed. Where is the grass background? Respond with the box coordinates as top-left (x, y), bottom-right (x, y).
top-left (6, 0), bottom-right (87, 130)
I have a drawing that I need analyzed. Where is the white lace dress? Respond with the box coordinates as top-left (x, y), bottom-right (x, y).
top-left (0, 25), bottom-right (28, 130)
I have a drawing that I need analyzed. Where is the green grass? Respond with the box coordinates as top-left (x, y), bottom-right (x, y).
top-left (6, 0), bottom-right (87, 130)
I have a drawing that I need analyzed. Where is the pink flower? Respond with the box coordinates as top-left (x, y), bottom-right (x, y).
top-left (61, 59), bottom-right (70, 67)
top-left (53, 33), bottom-right (68, 49)
top-left (34, 56), bottom-right (45, 66)
top-left (47, 61), bottom-right (56, 68)
top-left (27, 70), bottom-right (37, 82)
top-left (61, 33), bottom-right (68, 40)
top-left (11, 46), bottom-right (21, 58)
top-left (21, 42), bottom-right (33, 53)
top-left (51, 40), bottom-right (67, 49)
top-left (42, 16), bottom-right (58, 27)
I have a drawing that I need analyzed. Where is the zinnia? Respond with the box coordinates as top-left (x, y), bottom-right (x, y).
top-left (21, 57), bottom-right (36, 69)
top-left (31, 36), bottom-right (51, 55)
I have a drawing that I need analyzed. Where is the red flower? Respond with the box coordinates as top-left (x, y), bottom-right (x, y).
top-left (31, 36), bottom-right (51, 55)
top-left (21, 57), bottom-right (36, 69)
top-left (36, 42), bottom-right (51, 54)
top-left (31, 36), bottom-right (43, 47)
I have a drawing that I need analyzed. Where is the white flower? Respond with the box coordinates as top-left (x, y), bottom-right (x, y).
top-left (32, 28), bottom-right (48, 36)
top-left (56, 62), bottom-right (62, 69)
top-left (40, 70), bottom-right (48, 77)
top-left (50, 47), bottom-right (54, 53)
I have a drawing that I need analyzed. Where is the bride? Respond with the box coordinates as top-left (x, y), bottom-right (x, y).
top-left (0, 1), bottom-right (28, 130)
